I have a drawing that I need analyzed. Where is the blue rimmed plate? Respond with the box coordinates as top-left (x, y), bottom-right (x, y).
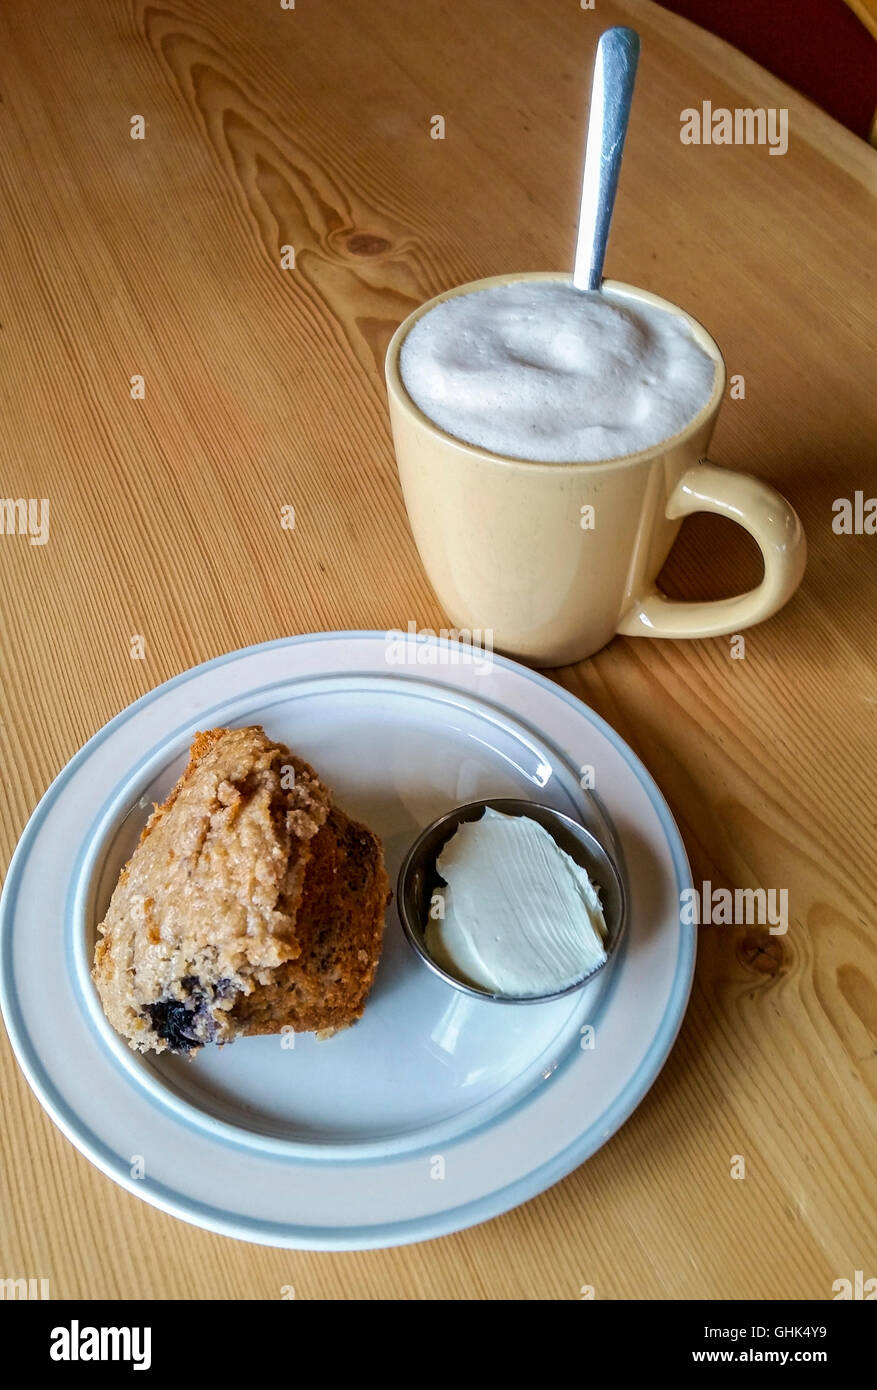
top-left (0, 631), bottom-right (694, 1249)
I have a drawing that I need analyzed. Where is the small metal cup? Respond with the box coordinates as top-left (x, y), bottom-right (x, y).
top-left (396, 798), bottom-right (627, 1002)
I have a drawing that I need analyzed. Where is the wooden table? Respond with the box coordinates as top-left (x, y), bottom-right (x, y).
top-left (1, 0), bottom-right (875, 1300)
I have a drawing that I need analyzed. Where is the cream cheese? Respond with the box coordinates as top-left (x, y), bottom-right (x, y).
top-left (425, 808), bottom-right (608, 996)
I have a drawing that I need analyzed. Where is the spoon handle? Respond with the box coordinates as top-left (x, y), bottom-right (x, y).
top-left (573, 26), bottom-right (640, 292)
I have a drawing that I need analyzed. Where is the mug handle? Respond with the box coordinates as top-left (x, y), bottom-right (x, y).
top-left (616, 461), bottom-right (806, 640)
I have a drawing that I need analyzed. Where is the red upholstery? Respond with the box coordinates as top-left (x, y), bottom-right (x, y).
top-left (657, 0), bottom-right (877, 138)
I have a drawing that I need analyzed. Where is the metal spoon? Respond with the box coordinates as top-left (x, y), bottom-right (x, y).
top-left (573, 26), bottom-right (640, 292)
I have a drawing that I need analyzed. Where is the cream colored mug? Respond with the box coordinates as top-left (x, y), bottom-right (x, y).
top-left (385, 272), bottom-right (806, 667)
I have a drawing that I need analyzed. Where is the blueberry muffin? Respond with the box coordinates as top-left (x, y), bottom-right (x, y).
top-left (92, 726), bottom-right (389, 1055)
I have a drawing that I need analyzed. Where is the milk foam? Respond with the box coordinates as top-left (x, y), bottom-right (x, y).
top-left (399, 281), bottom-right (717, 463)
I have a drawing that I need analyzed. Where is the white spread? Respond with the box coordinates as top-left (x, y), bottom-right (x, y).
top-left (425, 808), bottom-right (608, 996)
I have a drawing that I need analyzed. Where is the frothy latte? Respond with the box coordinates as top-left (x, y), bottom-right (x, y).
top-left (399, 281), bottom-right (717, 463)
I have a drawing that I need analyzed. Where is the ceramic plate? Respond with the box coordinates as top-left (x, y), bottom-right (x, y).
top-left (0, 631), bottom-right (694, 1249)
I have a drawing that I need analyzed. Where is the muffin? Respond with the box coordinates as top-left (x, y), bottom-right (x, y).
top-left (92, 726), bottom-right (389, 1055)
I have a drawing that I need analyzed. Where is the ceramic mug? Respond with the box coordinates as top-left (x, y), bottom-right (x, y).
top-left (385, 272), bottom-right (806, 667)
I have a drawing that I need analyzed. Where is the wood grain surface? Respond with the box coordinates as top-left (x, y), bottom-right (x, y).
top-left (1, 0), bottom-right (875, 1300)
